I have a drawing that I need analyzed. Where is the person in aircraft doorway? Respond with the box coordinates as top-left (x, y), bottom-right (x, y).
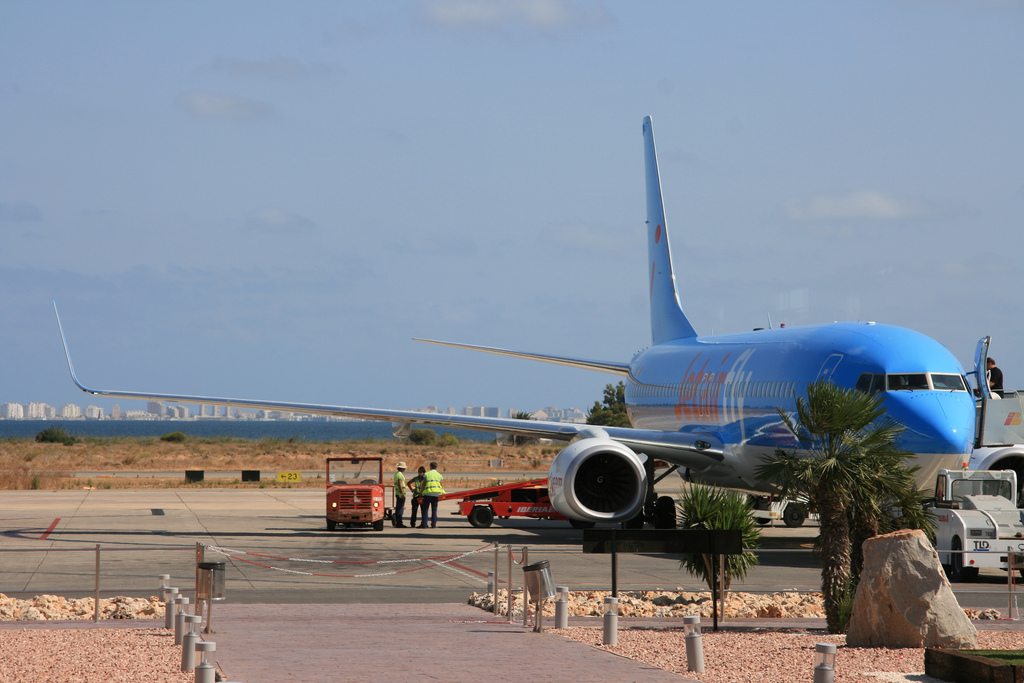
top-left (988, 357), bottom-right (1004, 398)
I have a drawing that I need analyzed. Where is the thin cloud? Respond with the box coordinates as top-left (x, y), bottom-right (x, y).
top-left (243, 208), bottom-right (317, 234)
top-left (175, 91), bottom-right (277, 121)
top-left (203, 57), bottom-right (336, 81)
top-left (783, 190), bottom-right (930, 222)
top-left (420, 0), bottom-right (612, 31)
top-left (0, 201), bottom-right (42, 222)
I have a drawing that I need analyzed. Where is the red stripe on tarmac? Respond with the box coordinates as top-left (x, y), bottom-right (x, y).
top-left (38, 518), bottom-right (60, 540)
top-left (447, 561), bottom-right (489, 578)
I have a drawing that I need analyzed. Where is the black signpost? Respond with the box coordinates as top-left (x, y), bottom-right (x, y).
top-left (582, 529), bottom-right (743, 631)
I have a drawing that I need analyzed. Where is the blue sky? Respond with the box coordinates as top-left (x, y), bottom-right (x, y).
top-left (2, 1), bottom-right (1022, 416)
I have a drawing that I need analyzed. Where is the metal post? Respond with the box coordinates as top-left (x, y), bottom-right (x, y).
top-left (611, 548), bottom-right (618, 598)
top-left (521, 547), bottom-right (529, 627)
top-left (1009, 551), bottom-right (1014, 620)
top-left (195, 543), bottom-right (205, 617)
top-left (93, 544), bottom-right (100, 622)
top-left (507, 545), bottom-right (513, 623)
top-left (719, 553), bottom-right (726, 621)
top-left (493, 542), bottom-right (499, 613)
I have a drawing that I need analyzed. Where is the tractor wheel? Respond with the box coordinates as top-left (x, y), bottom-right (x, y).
top-left (326, 518), bottom-right (337, 531)
top-left (782, 504), bottom-right (807, 528)
top-left (950, 536), bottom-right (978, 582)
top-left (372, 518), bottom-right (385, 531)
top-left (468, 506), bottom-right (494, 529)
top-left (654, 496), bottom-right (677, 529)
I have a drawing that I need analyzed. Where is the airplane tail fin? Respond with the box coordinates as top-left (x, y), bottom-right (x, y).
top-left (643, 116), bottom-right (698, 345)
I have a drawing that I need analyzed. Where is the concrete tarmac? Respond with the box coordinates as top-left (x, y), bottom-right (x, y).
top-left (0, 488), bottom-right (1013, 609)
top-left (3, 488), bottom-right (1023, 682)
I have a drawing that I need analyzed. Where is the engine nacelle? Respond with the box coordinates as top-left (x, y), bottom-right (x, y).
top-left (548, 438), bottom-right (647, 522)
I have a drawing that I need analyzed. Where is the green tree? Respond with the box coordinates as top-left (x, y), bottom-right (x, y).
top-left (509, 410), bottom-right (537, 445)
top-left (408, 428), bottom-right (438, 445)
top-left (755, 380), bottom-right (926, 633)
top-left (160, 431), bottom-right (187, 443)
top-left (676, 483), bottom-right (760, 592)
top-left (586, 381), bottom-right (631, 428)
top-left (35, 425), bottom-right (77, 446)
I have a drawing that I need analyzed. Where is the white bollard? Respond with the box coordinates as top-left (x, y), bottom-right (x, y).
top-left (555, 586), bottom-right (569, 629)
top-left (164, 587), bottom-right (179, 629)
top-left (683, 615), bottom-right (705, 672)
top-left (173, 596), bottom-right (190, 645)
top-left (813, 643), bottom-right (837, 683)
top-left (602, 597), bottom-right (618, 646)
top-left (181, 615), bottom-right (202, 671)
top-left (194, 641), bottom-right (216, 683)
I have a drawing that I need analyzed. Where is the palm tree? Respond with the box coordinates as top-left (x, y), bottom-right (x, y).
top-left (755, 380), bottom-right (924, 633)
top-left (676, 483), bottom-right (761, 592)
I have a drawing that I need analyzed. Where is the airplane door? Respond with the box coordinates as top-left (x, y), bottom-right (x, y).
top-left (816, 354), bottom-right (843, 383)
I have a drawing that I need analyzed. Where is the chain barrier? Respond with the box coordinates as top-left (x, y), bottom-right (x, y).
top-left (200, 543), bottom-right (493, 579)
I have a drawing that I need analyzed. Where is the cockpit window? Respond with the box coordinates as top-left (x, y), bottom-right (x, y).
top-left (887, 374), bottom-right (929, 391)
top-left (859, 372), bottom-right (969, 393)
top-left (855, 373), bottom-right (885, 395)
top-left (931, 374), bottom-right (967, 391)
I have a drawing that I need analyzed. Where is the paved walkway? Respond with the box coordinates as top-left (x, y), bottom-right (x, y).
top-left (208, 603), bottom-right (692, 682)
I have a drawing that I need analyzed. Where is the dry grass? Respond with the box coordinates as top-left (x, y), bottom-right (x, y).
top-left (0, 436), bottom-right (548, 490)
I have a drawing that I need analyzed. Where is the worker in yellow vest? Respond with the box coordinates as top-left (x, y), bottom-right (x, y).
top-left (407, 466), bottom-right (426, 527)
top-left (419, 461), bottom-right (445, 529)
top-left (392, 461), bottom-right (407, 528)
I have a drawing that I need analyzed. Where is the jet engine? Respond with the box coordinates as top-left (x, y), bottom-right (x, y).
top-left (547, 438), bottom-right (647, 522)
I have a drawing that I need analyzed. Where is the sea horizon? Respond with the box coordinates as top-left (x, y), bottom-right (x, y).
top-left (0, 419), bottom-right (495, 442)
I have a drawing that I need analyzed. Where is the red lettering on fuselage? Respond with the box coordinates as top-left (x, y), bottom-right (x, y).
top-left (675, 353), bottom-right (729, 423)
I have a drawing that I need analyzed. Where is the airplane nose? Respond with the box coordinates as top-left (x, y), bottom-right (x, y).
top-left (882, 391), bottom-right (975, 455)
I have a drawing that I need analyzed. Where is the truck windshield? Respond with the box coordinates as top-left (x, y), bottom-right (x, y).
top-left (950, 478), bottom-right (1013, 502)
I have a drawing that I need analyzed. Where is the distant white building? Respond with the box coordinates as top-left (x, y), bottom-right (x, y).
top-left (59, 403), bottom-right (82, 419)
top-left (84, 405), bottom-right (104, 419)
top-left (1, 402), bottom-right (24, 419)
top-left (123, 410), bottom-right (159, 420)
top-left (26, 402), bottom-right (55, 419)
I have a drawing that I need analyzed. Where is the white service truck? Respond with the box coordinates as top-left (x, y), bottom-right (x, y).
top-left (931, 468), bottom-right (1024, 582)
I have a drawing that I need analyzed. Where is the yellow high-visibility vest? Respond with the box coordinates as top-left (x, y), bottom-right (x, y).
top-left (422, 469), bottom-right (444, 496)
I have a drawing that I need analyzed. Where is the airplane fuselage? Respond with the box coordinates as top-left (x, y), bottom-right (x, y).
top-left (625, 321), bottom-right (976, 490)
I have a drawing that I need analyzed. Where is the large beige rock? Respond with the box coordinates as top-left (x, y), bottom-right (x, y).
top-left (846, 529), bottom-right (977, 648)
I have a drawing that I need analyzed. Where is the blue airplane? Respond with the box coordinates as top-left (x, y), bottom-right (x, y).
top-left (56, 116), bottom-right (976, 527)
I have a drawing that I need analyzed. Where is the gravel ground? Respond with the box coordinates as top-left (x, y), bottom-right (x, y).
top-left (1, 618), bottom-right (1022, 682)
top-left (0, 628), bottom-right (194, 683)
top-left (555, 626), bottom-right (1024, 682)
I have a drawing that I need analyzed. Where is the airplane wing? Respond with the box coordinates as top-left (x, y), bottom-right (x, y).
top-left (55, 303), bottom-right (723, 471)
top-left (413, 339), bottom-right (630, 376)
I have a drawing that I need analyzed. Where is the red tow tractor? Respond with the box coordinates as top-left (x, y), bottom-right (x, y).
top-left (325, 456), bottom-right (391, 531)
top-left (439, 478), bottom-right (595, 529)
